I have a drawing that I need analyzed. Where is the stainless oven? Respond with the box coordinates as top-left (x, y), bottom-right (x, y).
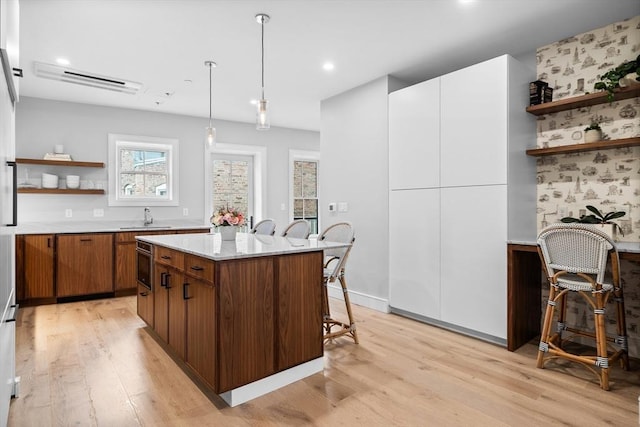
top-left (136, 241), bottom-right (152, 290)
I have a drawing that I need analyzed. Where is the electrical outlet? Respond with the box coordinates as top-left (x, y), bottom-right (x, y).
top-left (93, 208), bottom-right (104, 217)
top-left (65, 209), bottom-right (72, 218)
top-left (183, 208), bottom-right (189, 216)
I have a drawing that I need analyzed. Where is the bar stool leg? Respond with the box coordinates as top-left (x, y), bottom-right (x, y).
top-left (339, 274), bottom-right (358, 344)
top-left (594, 292), bottom-right (610, 390)
top-left (537, 284), bottom-right (557, 368)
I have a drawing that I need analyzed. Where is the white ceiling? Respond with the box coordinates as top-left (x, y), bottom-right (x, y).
top-left (18, 0), bottom-right (640, 131)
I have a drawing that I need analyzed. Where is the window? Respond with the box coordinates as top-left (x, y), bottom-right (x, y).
top-left (204, 143), bottom-right (266, 229)
top-left (108, 134), bottom-right (179, 206)
top-left (212, 154), bottom-right (253, 223)
top-left (290, 150), bottom-right (319, 234)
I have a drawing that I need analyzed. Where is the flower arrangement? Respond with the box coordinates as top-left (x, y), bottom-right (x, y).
top-left (210, 206), bottom-right (245, 227)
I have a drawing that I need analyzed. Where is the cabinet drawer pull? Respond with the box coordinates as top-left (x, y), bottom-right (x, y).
top-left (161, 255), bottom-right (171, 260)
top-left (80, 238), bottom-right (92, 242)
top-left (183, 283), bottom-right (192, 300)
top-left (139, 291), bottom-right (149, 297)
top-left (190, 265), bottom-right (204, 271)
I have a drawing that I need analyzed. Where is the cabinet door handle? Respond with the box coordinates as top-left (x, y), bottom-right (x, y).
top-left (160, 272), bottom-right (167, 288)
top-left (6, 161), bottom-right (17, 226)
top-left (164, 273), bottom-right (172, 289)
top-left (190, 265), bottom-right (204, 271)
top-left (47, 237), bottom-right (52, 248)
top-left (183, 283), bottom-right (192, 300)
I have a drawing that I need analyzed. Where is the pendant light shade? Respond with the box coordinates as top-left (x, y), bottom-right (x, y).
top-left (256, 13), bottom-right (270, 131)
top-left (205, 60), bottom-right (217, 147)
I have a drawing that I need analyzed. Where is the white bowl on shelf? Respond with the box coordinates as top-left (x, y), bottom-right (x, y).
top-left (42, 173), bottom-right (59, 189)
top-left (66, 175), bottom-right (80, 189)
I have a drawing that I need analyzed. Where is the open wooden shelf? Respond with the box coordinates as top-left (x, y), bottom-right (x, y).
top-left (525, 136), bottom-right (640, 157)
top-left (17, 188), bottom-right (105, 195)
top-left (525, 86), bottom-right (640, 116)
top-left (15, 158), bottom-right (105, 168)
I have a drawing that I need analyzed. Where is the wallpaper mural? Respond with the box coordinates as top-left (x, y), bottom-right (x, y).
top-left (535, 14), bottom-right (640, 242)
top-left (535, 15), bottom-right (640, 356)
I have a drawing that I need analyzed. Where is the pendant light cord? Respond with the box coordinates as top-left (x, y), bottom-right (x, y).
top-left (261, 18), bottom-right (265, 99)
top-left (209, 63), bottom-right (213, 127)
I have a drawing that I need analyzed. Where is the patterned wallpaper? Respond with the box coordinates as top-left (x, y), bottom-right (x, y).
top-left (535, 15), bottom-right (640, 242)
top-left (536, 15), bottom-right (640, 357)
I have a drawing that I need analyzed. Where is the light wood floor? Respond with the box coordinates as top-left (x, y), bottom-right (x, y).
top-left (8, 296), bottom-right (640, 426)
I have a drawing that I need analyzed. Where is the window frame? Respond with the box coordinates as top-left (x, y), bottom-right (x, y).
top-left (289, 149), bottom-right (320, 235)
top-left (108, 133), bottom-right (179, 207)
top-left (204, 142), bottom-right (266, 226)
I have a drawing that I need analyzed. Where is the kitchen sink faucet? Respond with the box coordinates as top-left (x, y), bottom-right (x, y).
top-left (144, 207), bottom-right (153, 225)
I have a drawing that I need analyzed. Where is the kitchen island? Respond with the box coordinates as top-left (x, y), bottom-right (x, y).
top-left (136, 231), bottom-right (349, 407)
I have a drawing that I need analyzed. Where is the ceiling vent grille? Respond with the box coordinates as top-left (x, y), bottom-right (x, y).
top-left (34, 62), bottom-right (142, 95)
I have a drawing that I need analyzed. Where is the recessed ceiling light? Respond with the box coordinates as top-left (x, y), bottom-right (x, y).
top-left (458, 0), bottom-right (476, 4)
top-left (56, 58), bottom-right (70, 66)
top-left (250, 99), bottom-right (258, 105)
top-left (323, 62), bottom-right (335, 71)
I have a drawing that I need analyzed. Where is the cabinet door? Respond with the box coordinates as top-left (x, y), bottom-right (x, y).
top-left (186, 279), bottom-right (216, 389)
top-left (23, 234), bottom-right (55, 298)
top-left (137, 284), bottom-right (154, 327)
top-left (389, 188), bottom-right (441, 319)
top-left (217, 257), bottom-right (275, 392)
top-left (56, 234), bottom-right (114, 297)
top-left (115, 242), bottom-right (136, 292)
top-left (389, 78), bottom-right (440, 190)
top-left (167, 269), bottom-right (186, 359)
top-left (440, 55), bottom-right (508, 187)
top-left (153, 264), bottom-right (169, 342)
top-left (440, 185), bottom-right (507, 339)
top-left (276, 252), bottom-right (323, 371)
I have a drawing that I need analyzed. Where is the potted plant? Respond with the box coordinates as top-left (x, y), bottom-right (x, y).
top-left (560, 205), bottom-right (625, 239)
top-left (593, 55), bottom-right (640, 102)
top-left (584, 122), bottom-right (602, 143)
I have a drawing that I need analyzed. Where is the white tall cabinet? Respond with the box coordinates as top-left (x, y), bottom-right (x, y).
top-left (388, 54), bottom-right (536, 343)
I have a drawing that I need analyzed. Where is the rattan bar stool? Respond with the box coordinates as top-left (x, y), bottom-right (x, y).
top-left (536, 223), bottom-right (629, 390)
top-left (281, 219), bottom-right (310, 239)
top-left (319, 222), bottom-right (358, 344)
top-left (251, 218), bottom-right (276, 236)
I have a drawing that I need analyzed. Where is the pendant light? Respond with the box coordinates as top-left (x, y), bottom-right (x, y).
top-left (205, 60), bottom-right (217, 147)
top-left (256, 13), bottom-right (270, 130)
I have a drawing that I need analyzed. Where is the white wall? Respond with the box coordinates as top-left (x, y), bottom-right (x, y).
top-left (320, 76), bottom-right (404, 311)
top-left (15, 97), bottom-right (319, 229)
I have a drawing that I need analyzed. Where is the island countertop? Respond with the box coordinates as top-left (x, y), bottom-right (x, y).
top-left (137, 231), bottom-right (348, 261)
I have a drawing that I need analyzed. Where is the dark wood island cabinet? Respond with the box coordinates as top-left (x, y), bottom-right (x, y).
top-left (137, 232), bottom-right (344, 406)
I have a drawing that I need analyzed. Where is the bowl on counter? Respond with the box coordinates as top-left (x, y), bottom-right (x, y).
top-left (42, 173), bottom-right (59, 189)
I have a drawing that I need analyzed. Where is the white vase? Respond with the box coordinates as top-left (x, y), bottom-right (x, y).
top-left (619, 72), bottom-right (639, 88)
top-left (587, 223), bottom-right (615, 241)
top-left (584, 129), bottom-right (602, 143)
top-left (219, 226), bottom-right (237, 241)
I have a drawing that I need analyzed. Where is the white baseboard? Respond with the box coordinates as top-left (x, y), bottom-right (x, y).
top-left (327, 284), bottom-right (389, 313)
top-left (219, 357), bottom-right (324, 407)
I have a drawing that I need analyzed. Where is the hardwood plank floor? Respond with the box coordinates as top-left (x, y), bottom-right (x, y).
top-left (8, 296), bottom-right (640, 426)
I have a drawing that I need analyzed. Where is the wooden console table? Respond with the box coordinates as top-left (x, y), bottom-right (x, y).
top-left (507, 242), bottom-right (640, 351)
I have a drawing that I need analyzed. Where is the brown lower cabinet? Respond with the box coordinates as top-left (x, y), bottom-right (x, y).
top-left (17, 228), bottom-right (209, 305)
top-left (18, 234), bottom-right (56, 299)
top-left (185, 276), bottom-right (216, 389)
top-left (57, 233), bottom-right (114, 297)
